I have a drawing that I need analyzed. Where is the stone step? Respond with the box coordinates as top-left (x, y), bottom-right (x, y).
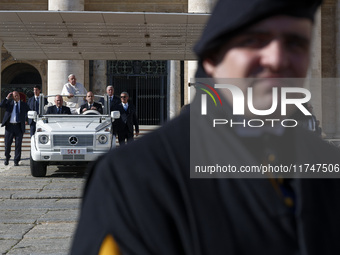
top-left (0, 126), bottom-right (31, 151)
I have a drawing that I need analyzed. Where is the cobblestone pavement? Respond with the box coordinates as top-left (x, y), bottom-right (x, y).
top-left (0, 151), bottom-right (86, 255)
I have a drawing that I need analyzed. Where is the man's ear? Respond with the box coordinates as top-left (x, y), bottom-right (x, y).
top-left (202, 58), bottom-right (216, 77)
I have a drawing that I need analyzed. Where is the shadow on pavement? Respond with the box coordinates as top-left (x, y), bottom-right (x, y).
top-left (47, 166), bottom-right (87, 178)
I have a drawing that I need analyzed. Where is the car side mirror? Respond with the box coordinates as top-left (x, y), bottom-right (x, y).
top-left (28, 111), bottom-right (37, 122)
top-left (111, 111), bottom-right (120, 119)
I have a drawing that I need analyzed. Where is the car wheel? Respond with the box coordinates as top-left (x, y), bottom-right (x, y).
top-left (30, 154), bottom-right (47, 177)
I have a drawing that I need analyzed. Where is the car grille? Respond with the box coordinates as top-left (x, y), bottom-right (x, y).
top-left (53, 135), bottom-right (93, 147)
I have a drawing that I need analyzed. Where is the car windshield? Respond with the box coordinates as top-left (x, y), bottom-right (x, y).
top-left (39, 94), bottom-right (110, 116)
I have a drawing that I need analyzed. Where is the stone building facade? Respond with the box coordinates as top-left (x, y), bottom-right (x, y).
top-left (0, 0), bottom-right (211, 125)
top-left (1, 0), bottom-right (340, 137)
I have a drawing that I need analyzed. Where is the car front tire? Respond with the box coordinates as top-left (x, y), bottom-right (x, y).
top-left (30, 154), bottom-right (47, 177)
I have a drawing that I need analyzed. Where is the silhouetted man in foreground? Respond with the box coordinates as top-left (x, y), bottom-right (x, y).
top-left (72, 1), bottom-right (340, 254)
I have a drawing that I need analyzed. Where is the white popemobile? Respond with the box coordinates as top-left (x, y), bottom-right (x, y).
top-left (28, 94), bottom-right (119, 177)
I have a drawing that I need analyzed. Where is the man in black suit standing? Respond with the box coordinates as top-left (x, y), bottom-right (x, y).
top-left (0, 91), bottom-right (29, 166)
top-left (27, 85), bottom-right (48, 136)
top-left (46, 95), bottom-right (71, 114)
top-left (99, 85), bottom-right (120, 148)
top-left (99, 85), bottom-right (120, 112)
top-left (80, 91), bottom-right (103, 114)
top-left (107, 85), bottom-right (120, 111)
top-left (115, 92), bottom-right (139, 145)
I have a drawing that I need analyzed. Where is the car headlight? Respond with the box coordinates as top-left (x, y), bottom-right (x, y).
top-left (98, 134), bottom-right (108, 144)
top-left (39, 135), bottom-right (49, 144)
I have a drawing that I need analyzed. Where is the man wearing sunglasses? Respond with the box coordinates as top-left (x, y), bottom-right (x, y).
top-left (115, 92), bottom-right (139, 146)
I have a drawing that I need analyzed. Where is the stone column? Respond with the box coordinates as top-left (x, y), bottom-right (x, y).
top-left (186, 0), bottom-right (215, 104)
top-left (168, 60), bottom-right (181, 120)
top-left (0, 42), bottom-right (2, 97)
top-left (188, 0), bottom-right (215, 13)
top-left (187, 60), bottom-right (197, 103)
top-left (48, 0), bottom-right (84, 11)
top-left (334, 0), bottom-right (340, 138)
top-left (47, 60), bottom-right (85, 94)
top-left (92, 60), bottom-right (107, 95)
top-left (307, 8), bottom-right (323, 133)
top-left (47, 0), bottom-right (85, 100)
top-left (319, 0), bottom-right (337, 137)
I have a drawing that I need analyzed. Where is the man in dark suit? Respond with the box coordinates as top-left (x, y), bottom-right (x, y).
top-left (80, 91), bottom-right (103, 114)
top-left (46, 95), bottom-right (71, 114)
top-left (27, 85), bottom-right (48, 136)
top-left (0, 91), bottom-right (29, 166)
top-left (115, 92), bottom-right (139, 145)
top-left (99, 85), bottom-right (120, 112)
top-left (100, 85), bottom-right (120, 147)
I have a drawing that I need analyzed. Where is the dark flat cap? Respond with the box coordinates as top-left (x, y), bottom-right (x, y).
top-left (194, 0), bottom-right (322, 59)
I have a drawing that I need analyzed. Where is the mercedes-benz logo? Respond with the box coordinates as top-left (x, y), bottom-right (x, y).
top-left (68, 136), bottom-right (78, 145)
